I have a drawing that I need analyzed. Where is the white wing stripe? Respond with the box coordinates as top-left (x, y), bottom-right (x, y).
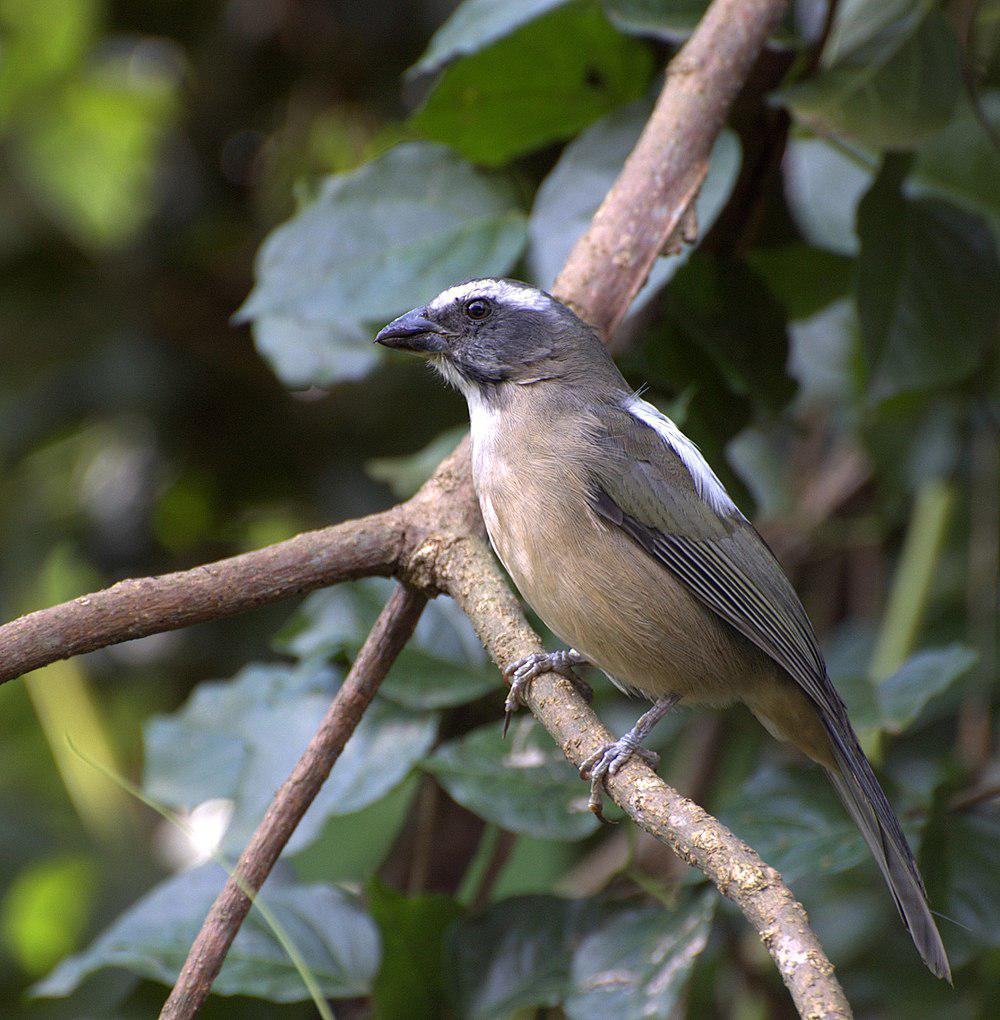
top-left (624, 395), bottom-right (737, 517)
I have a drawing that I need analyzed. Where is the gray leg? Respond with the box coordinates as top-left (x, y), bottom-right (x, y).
top-left (502, 649), bottom-right (593, 734)
top-left (579, 694), bottom-right (681, 821)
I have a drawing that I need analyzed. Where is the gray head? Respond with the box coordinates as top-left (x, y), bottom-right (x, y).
top-left (374, 278), bottom-right (614, 399)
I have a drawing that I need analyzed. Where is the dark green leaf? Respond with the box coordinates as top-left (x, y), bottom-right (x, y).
top-left (528, 99), bottom-right (740, 293)
top-left (143, 660), bottom-right (438, 854)
top-left (368, 878), bottom-right (463, 1019)
top-left (237, 143), bottom-right (527, 386)
top-left (445, 896), bottom-right (605, 1017)
top-left (783, 135), bottom-right (874, 255)
top-left (877, 644), bottom-right (977, 733)
top-left (34, 864), bottom-right (380, 1002)
top-left (425, 718), bottom-right (600, 840)
top-left (411, 0), bottom-right (571, 77)
top-left (781, 0), bottom-right (962, 149)
top-left (658, 255), bottom-right (795, 411)
top-left (744, 244), bottom-right (854, 321)
top-left (565, 892), bottom-right (715, 1019)
top-left (410, 3), bottom-right (653, 166)
top-left (723, 765), bottom-right (868, 883)
top-left (857, 169), bottom-right (1000, 400)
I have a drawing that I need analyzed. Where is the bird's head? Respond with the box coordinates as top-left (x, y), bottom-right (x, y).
top-left (374, 278), bottom-right (610, 399)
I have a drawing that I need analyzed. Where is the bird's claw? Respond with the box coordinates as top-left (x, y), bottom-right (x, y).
top-left (579, 736), bottom-right (660, 822)
top-left (502, 651), bottom-right (593, 736)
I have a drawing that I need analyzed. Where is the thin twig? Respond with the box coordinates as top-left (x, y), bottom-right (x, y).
top-left (158, 584), bottom-right (426, 1020)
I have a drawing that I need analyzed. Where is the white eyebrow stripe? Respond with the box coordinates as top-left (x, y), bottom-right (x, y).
top-left (428, 279), bottom-right (551, 314)
top-left (624, 395), bottom-right (738, 517)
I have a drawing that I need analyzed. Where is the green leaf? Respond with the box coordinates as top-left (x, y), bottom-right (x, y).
top-left (445, 896), bottom-right (605, 1017)
top-left (603, 0), bottom-right (709, 40)
top-left (15, 54), bottom-right (179, 249)
top-left (237, 143), bottom-right (527, 386)
top-left (368, 879), bottom-right (463, 1019)
top-left (34, 864), bottom-right (380, 1002)
top-left (781, 0), bottom-right (962, 149)
top-left (857, 168), bottom-right (1000, 400)
top-left (411, 0), bottom-right (572, 77)
top-left (723, 765), bottom-right (869, 883)
top-left (564, 892), bottom-right (715, 1019)
top-left (783, 135), bottom-right (874, 256)
top-left (445, 892), bottom-right (714, 1018)
top-left (143, 660), bottom-right (438, 855)
top-left (366, 425), bottom-right (466, 498)
top-left (527, 99), bottom-right (741, 293)
top-left (876, 644), bottom-right (977, 733)
top-left (277, 579), bottom-right (498, 710)
top-left (410, 3), bottom-right (653, 166)
top-left (744, 244), bottom-right (854, 321)
top-left (425, 718), bottom-right (600, 840)
top-left (908, 91), bottom-right (1000, 232)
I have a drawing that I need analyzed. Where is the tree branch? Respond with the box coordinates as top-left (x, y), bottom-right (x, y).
top-left (3, 0), bottom-right (854, 1015)
top-left (159, 583), bottom-right (426, 1020)
top-left (0, 509), bottom-right (405, 686)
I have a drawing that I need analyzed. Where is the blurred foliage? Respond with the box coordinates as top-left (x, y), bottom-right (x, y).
top-left (1, 0), bottom-right (997, 1016)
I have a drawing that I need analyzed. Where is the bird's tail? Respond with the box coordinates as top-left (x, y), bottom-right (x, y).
top-left (821, 709), bottom-right (951, 982)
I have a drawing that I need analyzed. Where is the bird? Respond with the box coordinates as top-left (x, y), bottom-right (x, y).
top-left (374, 277), bottom-right (951, 981)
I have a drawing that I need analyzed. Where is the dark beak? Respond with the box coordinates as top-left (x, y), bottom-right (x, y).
top-left (374, 308), bottom-right (447, 353)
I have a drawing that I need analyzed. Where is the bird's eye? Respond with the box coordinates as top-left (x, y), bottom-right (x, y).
top-left (464, 298), bottom-right (491, 321)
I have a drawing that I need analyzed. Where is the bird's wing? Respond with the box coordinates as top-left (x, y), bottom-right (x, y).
top-left (586, 400), bottom-right (950, 979)
top-left (586, 402), bottom-right (841, 722)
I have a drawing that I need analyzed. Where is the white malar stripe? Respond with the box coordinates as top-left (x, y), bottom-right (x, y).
top-left (428, 278), bottom-right (551, 315)
top-left (625, 395), bottom-right (738, 517)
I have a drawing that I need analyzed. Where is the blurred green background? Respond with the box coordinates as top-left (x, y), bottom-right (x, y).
top-left (0, 0), bottom-right (997, 1016)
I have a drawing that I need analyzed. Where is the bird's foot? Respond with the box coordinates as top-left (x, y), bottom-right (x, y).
top-left (502, 649), bottom-right (592, 735)
top-left (579, 735), bottom-right (660, 822)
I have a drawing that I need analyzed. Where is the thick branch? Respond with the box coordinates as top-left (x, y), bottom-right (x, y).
top-left (0, 510), bottom-right (404, 686)
top-left (159, 584), bottom-right (426, 1020)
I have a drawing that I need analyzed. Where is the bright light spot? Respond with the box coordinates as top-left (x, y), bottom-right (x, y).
top-left (156, 798), bottom-right (234, 871)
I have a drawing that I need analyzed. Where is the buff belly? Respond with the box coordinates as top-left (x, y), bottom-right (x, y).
top-left (476, 459), bottom-right (834, 768)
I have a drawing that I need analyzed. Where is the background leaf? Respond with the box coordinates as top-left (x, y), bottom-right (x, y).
top-left (445, 896), bottom-right (605, 1017)
top-left (144, 661), bottom-right (438, 855)
top-left (425, 718), bottom-right (600, 840)
top-left (876, 645), bottom-right (977, 733)
top-left (781, 0), bottom-right (962, 149)
top-left (368, 879), bottom-right (463, 1019)
top-left (856, 166), bottom-right (1000, 400)
top-left (410, 2), bottom-right (653, 166)
top-left (34, 863), bottom-right (380, 1002)
top-left (411, 0), bottom-right (571, 77)
top-left (237, 143), bottom-right (527, 386)
top-left (565, 892), bottom-right (715, 1019)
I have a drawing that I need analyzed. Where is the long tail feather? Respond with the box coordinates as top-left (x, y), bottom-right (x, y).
top-left (822, 712), bottom-right (951, 982)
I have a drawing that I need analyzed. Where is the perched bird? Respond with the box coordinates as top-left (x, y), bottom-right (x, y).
top-left (375, 278), bottom-right (951, 980)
